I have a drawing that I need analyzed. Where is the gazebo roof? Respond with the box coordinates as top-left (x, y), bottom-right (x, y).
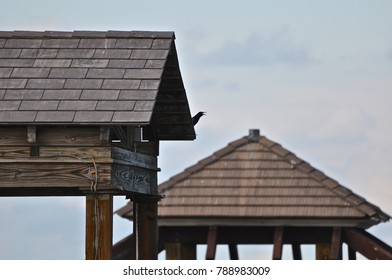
top-left (117, 129), bottom-right (390, 228)
top-left (0, 30), bottom-right (195, 140)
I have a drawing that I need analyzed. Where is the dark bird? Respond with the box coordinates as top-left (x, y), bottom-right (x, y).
top-left (192, 111), bottom-right (206, 126)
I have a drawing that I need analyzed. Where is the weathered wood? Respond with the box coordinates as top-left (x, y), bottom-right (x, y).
top-left (37, 126), bottom-right (103, 146)
top-left (39, 146), bottom-right (111, 159)
top-left (348, 246), bottom-right (357, 260)
top-left (272, 226), bottom-right (284, 260)
top-left (228, 243), bottom-right (239, 260)
top-left (112, 146), bottom-right (158, 170)
top-left (111, 164), bottom-right (156, 194)
top-left (165, 243), bottom-right (196, 260)
top-left (316, 243), bottom-right (331, 260)
top-left (0, 162), bottom-right (111, 190)
top-left (0, 146), bottom-right (30, 158)
top-left (344, 227), bottom-right (392, 260)
top-left (27, 126), bottom-right (36, 143)
top-left (132, 195), bottom-right (161, 260)
top-left (100, 126), bottom-right (110, 143)
top-left (292, 244), bottom-right (302, 260)
top-left (86, 194), bottom-right (113, 260)
top-left (0, 127), bottom-right (28, 146)
top-left (206, 226), bottom-right (218, 260)
top-left (330, 227), bottom-right (342, 260)
top-left (112, 234), bottom-right (135, 260)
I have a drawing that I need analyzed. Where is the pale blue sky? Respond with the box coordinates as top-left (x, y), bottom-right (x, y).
top-left (1, 0), bottom-right (392, 259)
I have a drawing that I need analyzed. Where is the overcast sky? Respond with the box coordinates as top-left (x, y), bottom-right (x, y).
top-left (1, 0), bottom-right (392, 259)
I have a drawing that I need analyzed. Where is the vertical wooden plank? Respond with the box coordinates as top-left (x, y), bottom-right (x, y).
top-left (316, 243), bottom-right (330, 260)
top-left (228, 243), bottom-right (239, 260)
top-left (165, 243), bottom-right (197, 260)
top-left (272, 226), bottom-right (284, 260)
top-left (348, 246), bottom-right (357, 260)
top-left (85, 193), bottom-right (113, 260)
top-left (132, 195), bottom-right (161, 260)
top-left (292, 244), bottom-right (302, 260)
top-left (206, 226), bottom-right (218, 260)
top-left (330, 227), bottom-right (342, 260)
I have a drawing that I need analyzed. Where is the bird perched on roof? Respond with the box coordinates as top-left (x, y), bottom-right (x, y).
top-left (192, 111), bottom-right (206, 126)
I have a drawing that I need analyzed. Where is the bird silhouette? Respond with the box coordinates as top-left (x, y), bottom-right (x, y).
top-left (192, 111), bottom-right (206, 126)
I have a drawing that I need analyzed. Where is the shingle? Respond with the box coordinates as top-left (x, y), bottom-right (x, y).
top-left (80, 90), bottom-right (119, 100)
top-left (118, 90), bottom-right (157, 100)
top-left (124, 69), bottom-right (163, 79)
top-left (0, 39), bottom-right (5, 47)
top-left (0, 59), bottom-right (35, 67)
top-left (131, 49), bottom-right (169, 59)
top-left (58, 100), bottom-right (97, 110)
top-left (73, 31), bottom-right (108, 38)
top-left (134, 100), bottom-right (155, 111)
top-left (112, 111), bottom-right (151, 123)
top-left (139, 80), bottom-right (160, 89)
top-left (102, 79), bottom-right (140, 90)
top-left (74, 111), bottom-right (113, 122)
top-left (49, 68), bottom-right (88, 78)
top-left (0, 79), bottom-right (28, 89)
top-left (64, 79), bottom-right (103, 89)
top-left (26, 79), bottom-right (65, 89)
top-left (0, 100), bottom-right (21, 110)
top-left (0, 49), bottom-right (21, 58)
top-left (86, 69), bottom-right (125, 79)
top-left (0, 111), bottom-right (37, 122)
top-left (0, 90), bottom-right (5, 99)
top-left (0, 68), bottom-right (12, 78)
top-left (57, 49), bottom-right (95, 59)
top-left (78, 38), bottom-right (116, 48)
top-left (5, 39), bottom-right (42, 48)
top-left (71, 59), bottom-right (109, 68)
top-left (145, 59), bottom-right (166, 69)
top-left (20, 100), bottom-right (59, 110)
top-left (20, 49), bottom-right (58, 59)
top-left (4, 89), bottom-right (43, 100)
top-left (152, 39), bottom-right (172, 49)
top-left (96, 100), bottom-right (135, 110)
top-left (35, 111), bottom-right (75, 123)
top-left (115, 38), bottom-right (153, 49)
top-left (107, 59), bottom-right (146, 68)
top-left (43, 31), bottom-right (73, 38)
top-left (33, 59), bottom-right (71, 68)
top-left (43, 89), bottom-right (81, 100)
top-left (41, 38), bottom-right (80, 48)
top-left (11, 68), bottom-right (50, 78)
top-left (94, 49), bottom-right (131, 59)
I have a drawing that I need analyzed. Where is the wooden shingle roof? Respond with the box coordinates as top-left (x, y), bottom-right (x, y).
top-left (117, 129), bottom-right (390, 228)
top-left (0, 30), bottom-right (195, 140)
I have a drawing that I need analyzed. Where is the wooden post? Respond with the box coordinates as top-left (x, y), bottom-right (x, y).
top-left (330, 227), bottom-right (342, 260)
top-left (272, 226), bottom-right (284, 260)
top-left (85, 193), bottom-right (113, 260)
top-left (316, 243), bottom-right (330, 260)
top-left (206, 226), bottom-right (218, 260)
top-left (165, 243), bottom-right (197, 260)
top-left (228, 243), bottom-right (239, 260)
top-left (132, 195), bottom-right (161, 260)
top-left (348, 246), bottom-right (357, 260)
top-left (292, 244), bottom-right (302, 260)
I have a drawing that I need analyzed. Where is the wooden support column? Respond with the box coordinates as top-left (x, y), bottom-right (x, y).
top-left (348, 246), bottom-right (357, 260)
top-left (316, 243), bottom-right (331, 260)
top-left (165, 243), bottom-right (196, 260)
top-left (292, 244), bottom-right (302, 260)
top-left (206, 226), bottom-right (218, 260)
top-left (272, 226), bottom-right (284, 260)
top-left (132, 195), bottom-right (161, 260)
top-left (228, 243), bottom-right (239, 260)
top-left (330, 227), bottom-right (342, 260)
top-left (86, 193), bottom-right (113, 260)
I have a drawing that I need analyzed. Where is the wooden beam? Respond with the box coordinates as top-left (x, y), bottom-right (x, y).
top-left (132, 195), bottom-right (161, 260)
top-left (27, 126), bottom-right (37, 143)
top-left (165, 243), bottom-right (196, 260)
top-left (206, 226), bottom-right (218, 260)
top-left (272, 226), bottom-right (284, 260)
top-left (348, 246), bottom-right (357, 260)
top-left (343, 228), bottom-right (392, 260)
top-left (316, 243), bottom-right (330, 260)
top-left (228, 243), bottom-right (239, 260)
top-left (292, 244), bottom-right (302, 260)
top-left (330, 227), bottom-right (342, 260)
top-left (85, 193), bottom-right (113, 260)
top-left (112, 234), bottom-right (135, 260)
top-left (100, 126), bottom-right (110, 143)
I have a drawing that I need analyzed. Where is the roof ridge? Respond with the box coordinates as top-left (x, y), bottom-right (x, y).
top-left (258, 135), bottom-right (390, 222)
top-left (0, 30), bottom-right (175, 39)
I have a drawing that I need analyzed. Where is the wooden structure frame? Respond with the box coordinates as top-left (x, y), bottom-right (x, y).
top-left (114, 129), bottom-right (392, 260)
top-left (0, 30), bottom-right (196, 259)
